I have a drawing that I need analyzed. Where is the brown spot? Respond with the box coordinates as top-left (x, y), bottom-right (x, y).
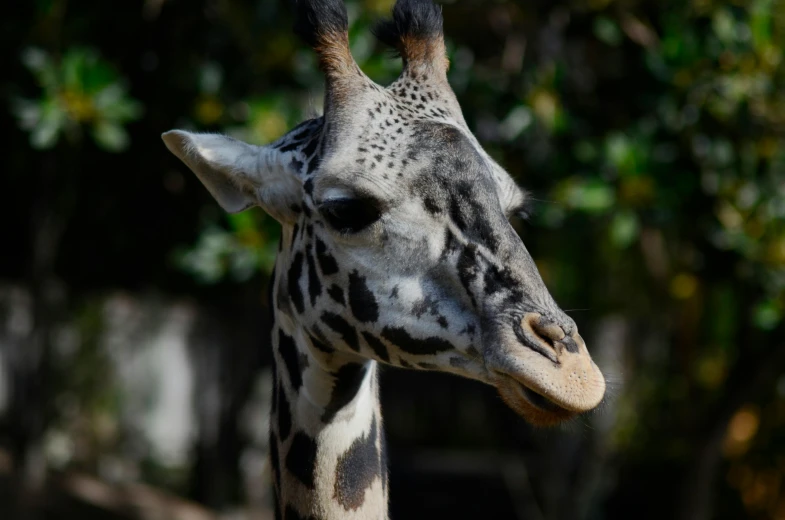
top-left (334, 416), bottom-right (380, 510)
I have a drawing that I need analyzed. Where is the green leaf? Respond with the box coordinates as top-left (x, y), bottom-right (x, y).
top-left (594, 17), bottom-right (622, 46)
top-left (499, 106), bottom-right (533, 141)
top-left (750, 0), bottom-right (773, 49)
top-left (610, 211), bottom-right (640, 248)
top-left (227, 211), bottom-right (258, 232)
top-left (92, 121), bottom-right (129, 152)
top-left (30, 101), bottom-right (66, 149)
top-left (753, 300), bottom-right (781, 330)
top-left (712, 9), bottom-right (736, 44)
top-left (21, 47), bottom-right (50, 74)
top-left (94, 85), bottom-right (143, 122)
top-left (199, 62), bottom-right (223, 94)
top-left (556, 177), bottom-right (616, 214)
top-left (61, 50), bottom-right (83, 91)
top-left (574, 141), bottom-right (598, 163)
top-left (30, 118), bottom-right (62, 149)
top-left (21, 47), bottom-right (58, 92)
top-left (12, 98), bottom-right (42, 130)
top-left (606, 133), bottom-right (634, 172)
top-left (576, 181), bottom-right (615, 213)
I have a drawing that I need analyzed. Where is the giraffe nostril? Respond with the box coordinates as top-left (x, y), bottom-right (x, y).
top-left (515, 313), bottom-right (570, 361)
top-left (530, 317), bottom-right (566, 344)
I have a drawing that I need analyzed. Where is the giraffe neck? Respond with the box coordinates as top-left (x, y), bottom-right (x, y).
top-left (269, 306), bottom-right (389, 520)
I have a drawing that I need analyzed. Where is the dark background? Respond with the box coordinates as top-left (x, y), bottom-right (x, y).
top-left (1, 0), bottom-right (784, 519)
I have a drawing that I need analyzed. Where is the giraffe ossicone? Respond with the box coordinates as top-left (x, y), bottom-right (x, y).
top-left (162, 0), bottom-right (605, 517)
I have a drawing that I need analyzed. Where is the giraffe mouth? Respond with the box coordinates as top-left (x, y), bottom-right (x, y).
top-left (483, 312), bottom-right (606, 426)
top-left (493, 376), bottom-right (578, 426)
top-left (518, 384), bottom-right (568, 414)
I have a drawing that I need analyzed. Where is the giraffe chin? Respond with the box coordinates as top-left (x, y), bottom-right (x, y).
top-left (495, 379), bottom-right (578, 427)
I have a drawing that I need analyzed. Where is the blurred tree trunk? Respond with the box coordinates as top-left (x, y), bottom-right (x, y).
top-left (678, 325), bottom-right (785, 520)
top-left (6, 150), bottom-right (71, 509)
top-left (536, 315), bottom-right (628, 520)
top-left (187, 288), bottom-right (270, 508)
top-left (560, 315), bottom-right (628, 520)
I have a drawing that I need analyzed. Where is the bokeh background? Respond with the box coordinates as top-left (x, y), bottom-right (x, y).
top-left (1, 0), bottom-right (784, 518)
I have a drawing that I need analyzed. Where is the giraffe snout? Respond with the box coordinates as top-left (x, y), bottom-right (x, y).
top-left (486, 312), bottom-right (606, 426)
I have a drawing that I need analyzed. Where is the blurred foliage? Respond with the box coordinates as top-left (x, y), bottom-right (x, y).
top-left (175, 211), bottom-right (279, 284)
top-left (13, 47), bottom-right (142, 151)
top-left (1, 0), bottom-right (785, 519)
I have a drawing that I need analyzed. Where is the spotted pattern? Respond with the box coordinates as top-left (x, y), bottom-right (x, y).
top-left (348, 271), bottom-right (379, 323)
top-left (334, 416), bottom-right (381, 510)
top-left (286, 432), bottom-right (318, 490)
top-left (362, 332), bottom-right (390, 363)
top-left (381, 326), bottom-right (454, 356)
top-left (278, 331), bottom-right (302, 390)
top-left (321, 312), bottom-right (360, 352)
top-left (322, 362), bottom-right (368, 423)
top-left (277, 382), bottom-right (292, 440)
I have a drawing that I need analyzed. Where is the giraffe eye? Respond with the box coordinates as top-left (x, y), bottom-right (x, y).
top-left (319, 198), bottom-right (382, 234)
top-left (508, 199), bottom-right (534, 221)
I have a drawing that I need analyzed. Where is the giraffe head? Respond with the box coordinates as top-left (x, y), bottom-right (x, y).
top-left (162, 0), bottom-right (605, 426)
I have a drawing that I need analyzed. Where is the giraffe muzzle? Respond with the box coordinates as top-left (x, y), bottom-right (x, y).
top-left (487, 312), bottom-right (606, 426)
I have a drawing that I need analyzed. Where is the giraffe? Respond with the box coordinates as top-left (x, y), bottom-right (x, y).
top-left (161, 0), bottom-right (606, 518)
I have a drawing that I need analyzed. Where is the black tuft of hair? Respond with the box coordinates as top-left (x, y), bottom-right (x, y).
top-left (372, 0), bottom-right (444, 51)
top-left (291, 0), bottom-right (349, 48)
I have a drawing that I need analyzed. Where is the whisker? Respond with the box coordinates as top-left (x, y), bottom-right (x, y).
top-left (526, 196), bottom-right (561, 205)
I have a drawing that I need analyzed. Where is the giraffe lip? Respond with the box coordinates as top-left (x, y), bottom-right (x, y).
top-left (517, 383), bottom-right (567, 414)
top-left (491, 370), bottom-right (571, 415)
top-left (492, 373), bottom-right (577, 426)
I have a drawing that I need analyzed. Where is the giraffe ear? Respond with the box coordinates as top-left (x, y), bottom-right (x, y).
top-left (162, 130), bottom-right (302, 223)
